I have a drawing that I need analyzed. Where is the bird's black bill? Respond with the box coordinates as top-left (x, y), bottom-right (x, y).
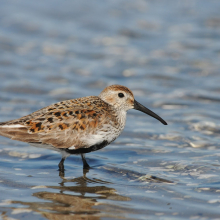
top-left (134, 100), bottom-right (167, 125)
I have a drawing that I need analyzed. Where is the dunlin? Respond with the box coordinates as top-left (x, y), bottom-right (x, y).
top-left (0, 85), bottom-right (167, 171)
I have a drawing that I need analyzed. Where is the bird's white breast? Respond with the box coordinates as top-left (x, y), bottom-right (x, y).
top-left (83, 109), bottom-right (127, 148)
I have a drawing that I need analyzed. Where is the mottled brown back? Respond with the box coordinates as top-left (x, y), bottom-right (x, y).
top-left (0, 96), bottom-right (118, 149)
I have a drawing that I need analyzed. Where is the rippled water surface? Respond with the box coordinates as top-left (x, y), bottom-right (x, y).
top-left (1, 0), bottom-right (220, 219)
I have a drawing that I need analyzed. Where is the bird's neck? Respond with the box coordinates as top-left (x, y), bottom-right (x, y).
top-left (116, 109), bottom-right (127, 129)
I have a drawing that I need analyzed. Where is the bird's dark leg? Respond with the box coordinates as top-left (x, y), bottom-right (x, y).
top-left (81, 153), bottom-right (90, 169)
top-left (58, 157), bottom-right (65, 172)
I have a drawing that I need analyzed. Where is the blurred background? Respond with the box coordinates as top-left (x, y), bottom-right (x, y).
top-left (1, 0), bottom-right (220, 219)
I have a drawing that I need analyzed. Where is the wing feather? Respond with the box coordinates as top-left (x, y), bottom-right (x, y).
top-left (0, 96), bottom-right (116, 149)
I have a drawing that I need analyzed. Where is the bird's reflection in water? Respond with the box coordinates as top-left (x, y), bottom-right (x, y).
top-left (7, 169), bottom-right (131, 220)
top-left (59, 169), bottom-right (112, 186)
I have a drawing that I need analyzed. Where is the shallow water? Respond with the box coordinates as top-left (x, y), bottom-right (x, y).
top-left (1, 0), bottom-right (220, 219)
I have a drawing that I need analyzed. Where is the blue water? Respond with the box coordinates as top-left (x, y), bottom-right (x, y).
top-left (1, 0), bottom-right (220, 219)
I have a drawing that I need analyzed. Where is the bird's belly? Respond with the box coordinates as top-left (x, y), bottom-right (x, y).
top-left (83, 129), bottom-right (121, 148)
top-left (66, 140), bottom-right (109, 154)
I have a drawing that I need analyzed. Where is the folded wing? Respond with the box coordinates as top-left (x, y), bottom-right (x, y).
top-left (0, 96), bottom-right (114, 149)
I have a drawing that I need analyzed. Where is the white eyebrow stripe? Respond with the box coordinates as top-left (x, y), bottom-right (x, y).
top-left (1, 124), bottom-right (25, 128)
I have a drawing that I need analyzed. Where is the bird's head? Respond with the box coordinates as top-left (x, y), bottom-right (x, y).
top-left (99, 85), bottom-right (167, 125)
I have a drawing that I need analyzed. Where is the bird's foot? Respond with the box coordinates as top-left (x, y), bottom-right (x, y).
top-left (58, 160), bottom-right (65, 173)
top-left (59, 170), bottom-right (65, 177)
top-left (83, 163), bottom-right (90, 170)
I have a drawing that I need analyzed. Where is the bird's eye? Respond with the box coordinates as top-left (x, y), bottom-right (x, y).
top-left (118, 93), bottom-right (124, 98)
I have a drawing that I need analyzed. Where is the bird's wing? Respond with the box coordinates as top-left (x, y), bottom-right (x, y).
top-left (0, 96), bottom-right (114, 149)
